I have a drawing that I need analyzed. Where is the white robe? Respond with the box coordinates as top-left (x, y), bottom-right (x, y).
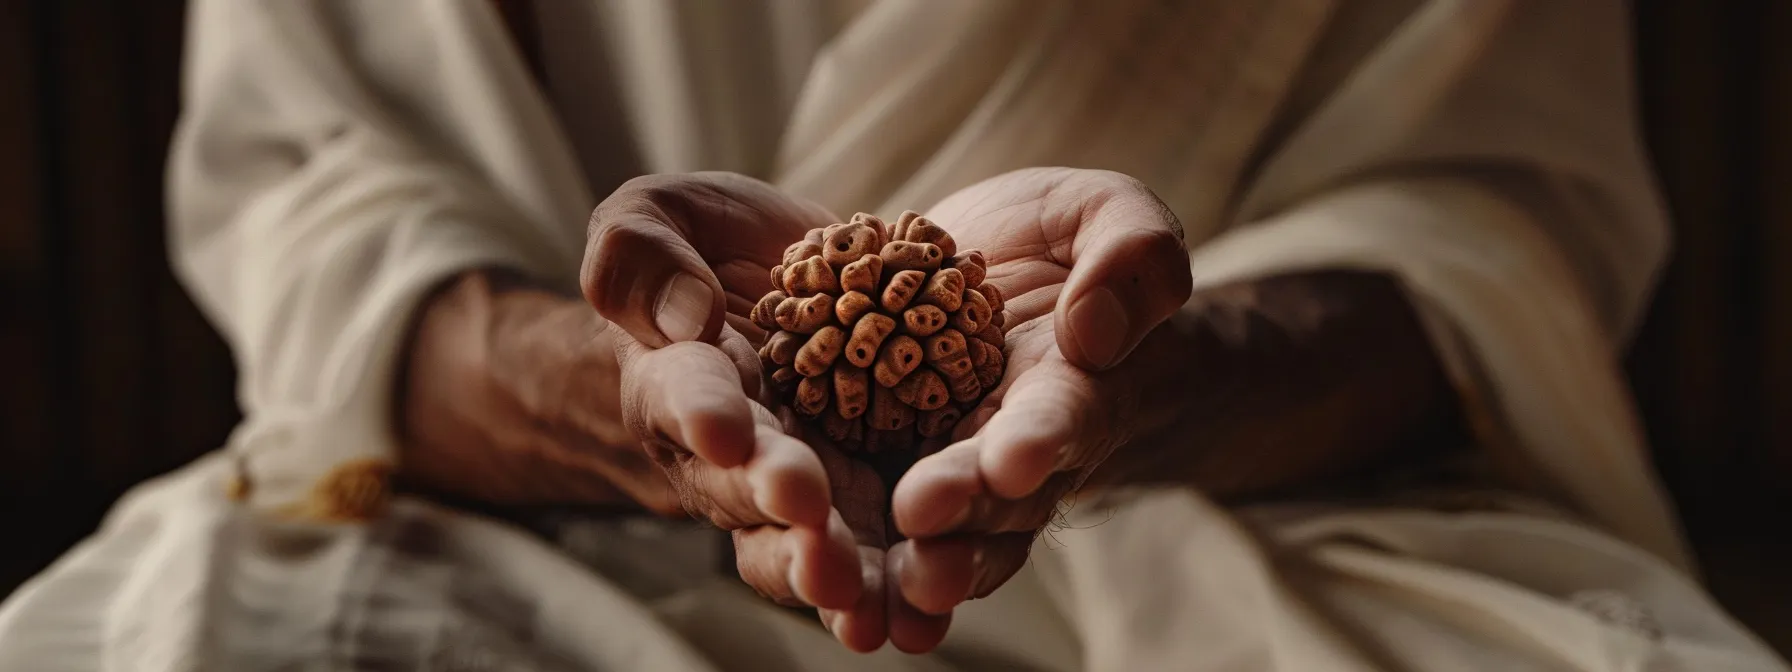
top-left (2, 0), bottom-right (1784, 669)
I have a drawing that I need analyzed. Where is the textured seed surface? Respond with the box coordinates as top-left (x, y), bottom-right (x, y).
top-left (919, 268), bottom-right (965, 312)
top-left (953, 288), bottom-right (990, 333)
top-left (881, 270), bottom-right (925, 312)
top-left (924, 329), bottom-right (968, 365)
top-left (917, 406), bottom-right (962, 438)
top-left (783, 257), bottom-right (840, 297)
top-left (784, 241), bottom-right (823, 266)
top-left (874, 335), bottom-right (923, 387)
top-left (751, 291), bottom-right (786, 331)
top-left (776, 294), bottom-right (835, 333)
top-left (846, 313), bottom-right (896, 368)
top-left (891, 211), bottom-right (923, 240)
top-left (823, 221), bottom-right (884, 267)
top-left (796, 375), bottom-right (831, 416)
top-left (978, 283), bottom-right (1004, 313)
top-left (881, 241), bottom-right (943, 272)
top-left (870, 385), bottom-right (915, 430)
top-left (766, 330), bottom-right (804, 366)
top-left (893, 368), bottom-right (949, 411)
top-left (840, 255), bottom-right (883, 294)
top-left (974, 342), bottom-right (1005, 389)
top-left (950, 250), bottom-right (987, 288)
top-left (823, 409), bottom-right (857, 441)
top-left (898, 217), bottom-right (956, 258)
top-left (947, 372), bottom-right (982, 403)
top-left (795, 326), bottom-right (845, 377)
top-left (902, 304), bottom-right (947, 337)
top-left (834, 365), bottom-right (870, 419)
top-left (755, 212), bottom-right (1006, 455)
top-left (975, 323), bottom-right (1004, 349)
top-left (925, 330), bottom-right (974, 380)
top-left (835, 291), bottom-right (876, 327)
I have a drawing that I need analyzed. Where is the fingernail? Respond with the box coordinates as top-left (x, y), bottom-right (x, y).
top-left (654, 273), bottom-right (713, 343)
top-left (1068, 286), bottom-right (1129, 369)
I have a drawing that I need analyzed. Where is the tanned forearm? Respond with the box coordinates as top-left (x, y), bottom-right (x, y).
top-left (394, 269), bottom-right (673, 510)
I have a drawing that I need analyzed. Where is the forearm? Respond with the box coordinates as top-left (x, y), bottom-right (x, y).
top-left (1094, 270), bottom-right (1465, 498)
top-left (396, 269), bottom-right (648, 506)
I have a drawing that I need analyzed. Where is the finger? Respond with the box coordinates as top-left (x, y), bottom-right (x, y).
top-left (1056, 175), bottom-right (1192, 370)
top-left (889, 534), bottom-right (1033, 617)
top-left (809, 442), bottom-right (892, 653)
top-left (893, 438), bottom-right (1082, 538)
top-left (724, 313), bottom-right (767, 349)
top-left (966, 533), bottom-right (1033, 601)
top-left (888, 538), bottom-right (970, 616)
top-left (891, 438), bottom-right (982, 538)
top-left (621, 339), bottom-right (757, 467)
top-left (582, 173), bottom-right (835, 347)
top-left (732, 511), bottom-right (863, 611)
top-left (584, 204), bottom-right (726, 347)
top-left (665, 419), bottom-right (831, 528)
top-left (716, 325), bottom-right (763, 401)
top-left (978, 357), bottom-right (1124, 499)
top-left (622, 340), bottom-right (832, 526)
top-left (716, 258), bottom-right (779, 307)
top-left (885, 550), bottom-right (952, 653)
top-left (819, 545), bottom-right (889, 653)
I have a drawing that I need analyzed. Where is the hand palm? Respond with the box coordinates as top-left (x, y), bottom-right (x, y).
top-left (580, 169), bottom-right (1188, 655)
top-left (883, 168), bottom-right (1192, 627)
top-left (748, 169), bottom-right (1189, 652)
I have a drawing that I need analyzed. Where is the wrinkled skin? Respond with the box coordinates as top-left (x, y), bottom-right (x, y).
top-left (577, 168), bottom-right (1198, 653)
top-left (405, 169), bottom-right (1455, 654)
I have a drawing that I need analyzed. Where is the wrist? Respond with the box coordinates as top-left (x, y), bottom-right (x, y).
top-left (396, 269), bottom-right (606, 500)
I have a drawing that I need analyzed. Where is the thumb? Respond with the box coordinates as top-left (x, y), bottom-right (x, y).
top-left (582, 206), bottom-right (725, 348)
top-left (581, 173), bottom-right (836, 348)
top-left (1056, 191), bottom-right (1192, 370)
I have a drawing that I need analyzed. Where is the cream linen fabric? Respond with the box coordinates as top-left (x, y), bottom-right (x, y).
top-left (1, 0), bottom-right (1786, 669)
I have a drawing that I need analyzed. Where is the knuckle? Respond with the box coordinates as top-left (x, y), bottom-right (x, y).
top-left (1135, 219), bottom-right (1188, 255)
top-left (1073, 171), bottom-right (1182, 242)
top-left (1082, 169), bottom-right (1149, 195)
top-left (660, 340), bottom-right (739, 373)
top-left (588, 216), bottom-right (655, 258)
top-left (616, 173), bottom-right (750, 227)
top-left (615, 173), bottom-right (690, 204)
top-left (581, 221), bottom-right (655, 307)
top-left (1050, 169), bottom-right (1151, 208)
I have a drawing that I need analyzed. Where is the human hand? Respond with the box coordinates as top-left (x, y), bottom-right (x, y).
top-left (883, 171), bottom-right (1462, 651)
top-left (882, 168), bottom-right (1195, 648)
top-left (582, 173), bottom-right (904, 651)
top-left (399, 171), bottom-right (827, 510)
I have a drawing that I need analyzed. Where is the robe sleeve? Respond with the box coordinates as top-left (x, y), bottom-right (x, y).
top-left (167, 0), bottom-right (593, 520)
top-left (1186, 0), bottom-right (1693, 569)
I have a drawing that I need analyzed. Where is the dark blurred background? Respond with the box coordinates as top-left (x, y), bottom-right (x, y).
top-left (2, 0), bottom-right (1788, 651)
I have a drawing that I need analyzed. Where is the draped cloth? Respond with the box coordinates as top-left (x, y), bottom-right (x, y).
top-left (1, 0), bottom-right (1785, 669)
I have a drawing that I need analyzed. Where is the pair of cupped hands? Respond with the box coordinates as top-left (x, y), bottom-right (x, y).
top-left (406, 167), bottom-right (1193, 653)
